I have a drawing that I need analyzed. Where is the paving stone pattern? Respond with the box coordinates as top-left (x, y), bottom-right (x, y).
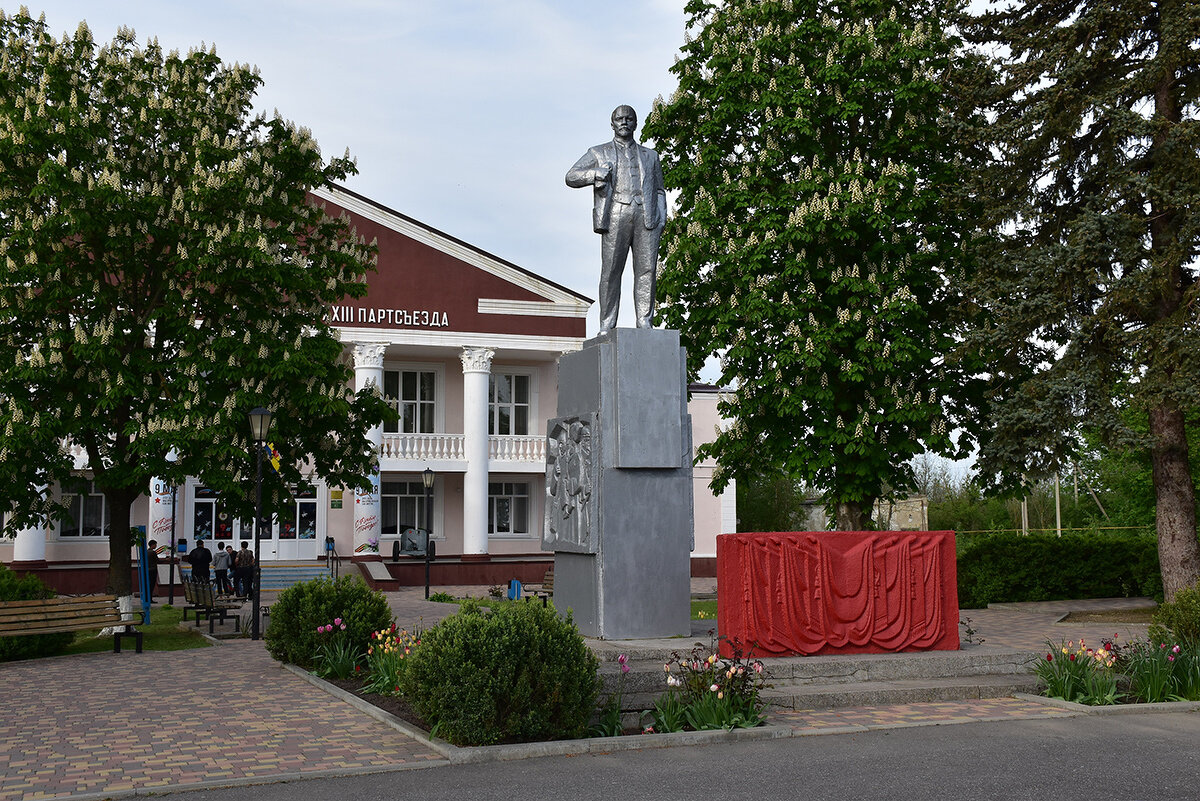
top-left (777, 697), bottom-right (1076, 733)
top-left (0, 640), bottom-right (442, 801)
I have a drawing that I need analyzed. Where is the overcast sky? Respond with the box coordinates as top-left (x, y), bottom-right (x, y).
top-left (17, 0), bottom-right (689, 333)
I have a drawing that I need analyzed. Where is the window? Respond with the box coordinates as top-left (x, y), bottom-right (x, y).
top-left (61, 479), bottom-right (109, 538)
top-left (193, 486), bottom-right (237, 544)
top-left (279, 486), bottom-right (318, 540)
top-left (381, 480), bottom-right (429, 534)
top-left (488, 373), bottom-right (530, 435)
top-left (488, 482), bottom-right (529, 535)
top-left (383, 369), bottom-right (436, 434)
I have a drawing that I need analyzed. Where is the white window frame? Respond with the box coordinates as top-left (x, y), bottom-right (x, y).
top-left (382, 362), bottom-right (444, 434)
top-left (488, 480), bottom-right (533, 537)
top-left (56, 477), bottom-right (109, 540)
top-left (488, 367), bottom-right (537, 436)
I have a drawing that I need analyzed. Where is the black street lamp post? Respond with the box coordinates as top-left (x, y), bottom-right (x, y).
top-left (422, 468), bottom-right (434, 600)
top-left (248, 407), bottom-right (273, 640)
top-left (167, 484), bottom-right (178, 606)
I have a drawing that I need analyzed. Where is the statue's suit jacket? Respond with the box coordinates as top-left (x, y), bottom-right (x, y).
top-left (566, 140), bottom-right (667, 234)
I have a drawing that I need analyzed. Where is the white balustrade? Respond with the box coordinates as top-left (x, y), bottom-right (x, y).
top-left (379, 433), bottom-right (466, 461)
top-left (488, 435), bottom-right (546, 463)
top-left (378, 433), bottom-right (545, 464)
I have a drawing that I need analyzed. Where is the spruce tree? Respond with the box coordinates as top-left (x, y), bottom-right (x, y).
top-left (643, 0), bottom-right (979, 529)
top-left (958, 0), bottom-right (1200, 598)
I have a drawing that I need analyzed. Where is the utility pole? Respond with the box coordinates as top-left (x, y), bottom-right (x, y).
top-left (1055, 474), bottom-right (1062, 537)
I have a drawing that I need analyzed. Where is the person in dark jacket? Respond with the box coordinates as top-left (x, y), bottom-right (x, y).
top-left (187, 539), bottom-right (213, 583)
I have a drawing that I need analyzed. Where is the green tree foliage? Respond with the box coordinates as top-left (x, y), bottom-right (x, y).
top-left (643, 0), bottom-right (981, 530)
top-left (734, 468), bottom-right (813, 532)
top-left (958, 0), bottom-right (1200, 598)
top-left (0, 12), bottom-right (391, 594)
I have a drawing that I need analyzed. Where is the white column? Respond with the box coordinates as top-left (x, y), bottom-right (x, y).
top-left (352, 342), bottom-right (388, 556)
top-left (13, 484), bottom-right (47, 563)
top-left (461, 346), bottom-right (495, 555)
top-left (12, 520), bottom-right (46, 563)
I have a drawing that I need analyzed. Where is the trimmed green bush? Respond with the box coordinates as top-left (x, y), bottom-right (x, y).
top-left (1150, 582), bottom-right (1200, 647)
top-left (264, 575), bottom-right (392, 670)
top-left (0, 564), bottom-right (73, 662)
top-left (400, 601), bottom-right (599, 746)
top-left (956, 530), bottom-right (1162, 608)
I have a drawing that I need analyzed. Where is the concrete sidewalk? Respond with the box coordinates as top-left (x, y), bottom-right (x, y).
top-left (0, 593), bottom-right (1166, 801)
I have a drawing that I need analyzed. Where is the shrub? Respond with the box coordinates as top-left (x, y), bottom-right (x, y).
top-left (956, 530), bottom-right (1162, 608)
top-left (399, 601), bottom-right (599, 746)
top-left (264, 576), bottom-right (392, 670)
top-left (1150, 582), bottom-right (1200, 647)
top-left (0, 564), bottom-right (73, 662)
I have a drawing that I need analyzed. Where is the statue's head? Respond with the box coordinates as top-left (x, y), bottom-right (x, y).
top-left (610, 105), bottom-right (638, 139)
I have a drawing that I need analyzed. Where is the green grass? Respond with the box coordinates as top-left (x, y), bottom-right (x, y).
top-left (691, 599), bottom-right (717, 620)
top-left (62, 604), bottom-right (211, 655)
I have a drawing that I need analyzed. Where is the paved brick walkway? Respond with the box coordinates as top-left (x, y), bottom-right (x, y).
top-left (956, 597), bottom-right (1153, 652)
top-left (0, 640), bottom-right (443, 801)
top-left (776, 697), bottom-right (1076, 733)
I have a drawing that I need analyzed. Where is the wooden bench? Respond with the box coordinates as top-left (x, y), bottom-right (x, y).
top-left (184, 579), bottom-right (241, 634)
top-left (524, 569), bottom-right (554, 606)
top-left (0, 595), bottom-right (143, 653)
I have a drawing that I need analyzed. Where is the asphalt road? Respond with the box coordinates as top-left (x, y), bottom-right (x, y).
top-left (157, 711), bottom-right (1200, 801)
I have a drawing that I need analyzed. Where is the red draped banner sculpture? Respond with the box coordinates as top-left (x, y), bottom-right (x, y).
top-left (717, 531), bottom-right (959, 657)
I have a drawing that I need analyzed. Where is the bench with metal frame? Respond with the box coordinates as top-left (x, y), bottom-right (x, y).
top-left (182, 578), bottom-right (241, 634)
top-left (0, 595), bottom-right (143, 653)
top-left (524, 569), bottom-right (554, 607)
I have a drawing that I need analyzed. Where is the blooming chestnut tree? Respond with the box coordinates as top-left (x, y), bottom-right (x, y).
top-left (0, 12), bottom-right (391, 594)
top-left (643, 0), bottom-right (982, 529)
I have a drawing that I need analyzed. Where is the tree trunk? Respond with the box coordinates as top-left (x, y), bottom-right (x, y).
top-left (104, 488), bottom-right (139, 597)
top-left (835, 500), bottom-right (872, 531)
top-left (1148, 403), bottom-right (1200, 602)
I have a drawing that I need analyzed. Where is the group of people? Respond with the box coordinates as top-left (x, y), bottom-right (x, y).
top-left (184, 539), bottom-right (256, 598)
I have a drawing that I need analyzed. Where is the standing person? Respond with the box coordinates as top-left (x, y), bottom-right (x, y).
top-left (234, 541), bottom-right (255, 599)
top-left (187, 538), bottom-right (213, 584)
top-left (211, 543), bottom-right (232, 595)
top-left (566, 105), bottom-right (667, 335)
top-left (145, 539), bottom-right (160, 603)
top-left (225, 545), bottom-right (238, 594)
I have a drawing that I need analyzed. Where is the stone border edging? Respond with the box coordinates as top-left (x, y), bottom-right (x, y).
top-left (291, 664), bottom-right (798, 763)
top-left (1014, 691), bottom-right (1200, 715)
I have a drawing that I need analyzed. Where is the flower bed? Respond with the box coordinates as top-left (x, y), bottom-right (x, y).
top-left (1033, 635), bottom-right (1200, 705)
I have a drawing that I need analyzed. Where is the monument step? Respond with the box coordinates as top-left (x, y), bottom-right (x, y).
top-left (596, 648), bottom-right (1036, 690)
top-left (600, 673), bottom-right (1041, 715)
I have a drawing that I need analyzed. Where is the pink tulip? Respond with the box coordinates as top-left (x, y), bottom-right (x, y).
top-left (334, 618), bottom-right (342, 626)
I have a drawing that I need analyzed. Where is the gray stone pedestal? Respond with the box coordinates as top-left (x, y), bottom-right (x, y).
top-left (544, 328), bottom-right (693, 639)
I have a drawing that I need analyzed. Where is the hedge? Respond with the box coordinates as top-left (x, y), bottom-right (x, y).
top-left (956, 530), bottom-right (1162, 608)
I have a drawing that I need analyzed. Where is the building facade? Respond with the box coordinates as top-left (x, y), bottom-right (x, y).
top-left (1, 185), bottom-right (733, 586)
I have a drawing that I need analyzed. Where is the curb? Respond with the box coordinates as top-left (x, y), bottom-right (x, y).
top-left (1013, 692), bottom-right (1200, 716)
top-left (291, 662), bottom-right (801, 763)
